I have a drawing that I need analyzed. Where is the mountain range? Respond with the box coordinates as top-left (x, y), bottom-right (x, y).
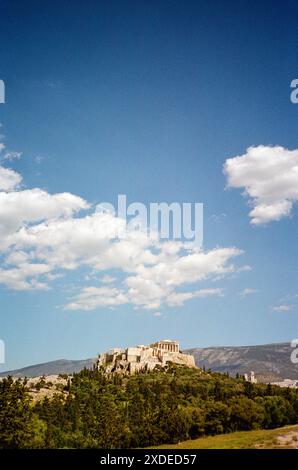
top-left (1, 342), bottom-right (297, 381)
top-left (186, 342), bottom-right (298, 382)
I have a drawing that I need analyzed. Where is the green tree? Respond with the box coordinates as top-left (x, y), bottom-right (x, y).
top-left (0, 377), bottom-right (34, 448)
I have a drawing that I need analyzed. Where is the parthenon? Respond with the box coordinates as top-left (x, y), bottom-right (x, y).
top-left (150, 340), bottom-right (179, 353)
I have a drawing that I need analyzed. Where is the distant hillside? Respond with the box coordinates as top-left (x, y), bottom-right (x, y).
top-left (0, 358), bottom-right (95, 378)
top-left (185, 342), bottom-right (298, 382)
top-left (1, 342), bottom-right (297, 380)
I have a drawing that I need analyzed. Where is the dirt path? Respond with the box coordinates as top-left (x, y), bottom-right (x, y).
top-left (274, 430), bottom-right (298, 448)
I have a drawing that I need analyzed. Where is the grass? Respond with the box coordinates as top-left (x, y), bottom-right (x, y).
top-left (153, 425), bottom-right (298, 449)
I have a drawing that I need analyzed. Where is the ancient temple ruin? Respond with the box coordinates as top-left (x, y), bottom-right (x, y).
top-left (96, 339), bottom-right (196, 375)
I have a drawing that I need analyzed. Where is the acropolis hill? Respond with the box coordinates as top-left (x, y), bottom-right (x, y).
top-left (96, 339), bottom-right (196, 375)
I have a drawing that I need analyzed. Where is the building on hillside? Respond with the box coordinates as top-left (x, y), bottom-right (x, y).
top-left (96, 339), bottom-right (195, 375)
top-left (244, 371), bottom-right (257, 383)
top-left (270, 379), bottom-right (298, 388)
top-left (150, 339), bottom-right (180, 353)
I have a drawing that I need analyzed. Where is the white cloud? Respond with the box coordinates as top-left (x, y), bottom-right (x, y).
top-left (0, 166), bottom-right (22, 191)
top-left (0, 263), bottom-right (51, 291)
top-left (166, 288), bottom-right (223, 306)
top-left (237, 265), bottom-right (252, 272)
top-left (0, 188), bottom-right (89, 244)
top-left (65, 286), bottom-right (129, 311)
top-left (101, 275), bottom-right (117, 284)
top-left (2, 151), bottom-right (22, 161)
top-left (65, 275), bottom-right (226, 311)
top-left (153, 311), bottom-right (162, 317)
top-left (0, 153), bottom-right (247, 310)
top-left (224, 145), bottom-right (298, 224)
top-left (119, 247), bottom-right (239, 310)
top-left (272, 304), bottom-right (293, 312)
top-left (210, 213), bottom-right (226, 223)
top-left (34, 156), bottom-right (44, 164)
top-left (239, 288), bottom-right (258, 298)
top-left (4, 206), bottom-right (243, 309)
top-left (63, 245), bottom-right (237, 311)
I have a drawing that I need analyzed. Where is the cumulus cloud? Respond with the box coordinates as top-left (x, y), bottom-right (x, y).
top-left (0, 147), bottom-right (247, 310)
top-left (166, 288), bottom-right (223, 307)
top-left (64, 246), bottom-right (237, 311)
top-left (239, 288), bottom-right (258, 298)
top-left (272, 304), bottom-right (293, 312)
top-left (224, 145), bottom-right (298, 225)
top-left (64, 276), bottom-right (226, 311)
top-left (120, 247), bottom-right (239, 310)
top-left (0, 263), bottom-right (51, 291)
top-left (101, 275), bottom-right (117, 284)
top-left (0, 166), bottom-right (22, 191)
top-left (2, 151), bottom-right (22, 162)
top-left (153, 311), bottom-right (162, 317)
top-left (65, 286), bottom-right (129, 311)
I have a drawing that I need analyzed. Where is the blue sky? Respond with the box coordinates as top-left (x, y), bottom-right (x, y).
top-left (1, 0), bottom-right (298, 371)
